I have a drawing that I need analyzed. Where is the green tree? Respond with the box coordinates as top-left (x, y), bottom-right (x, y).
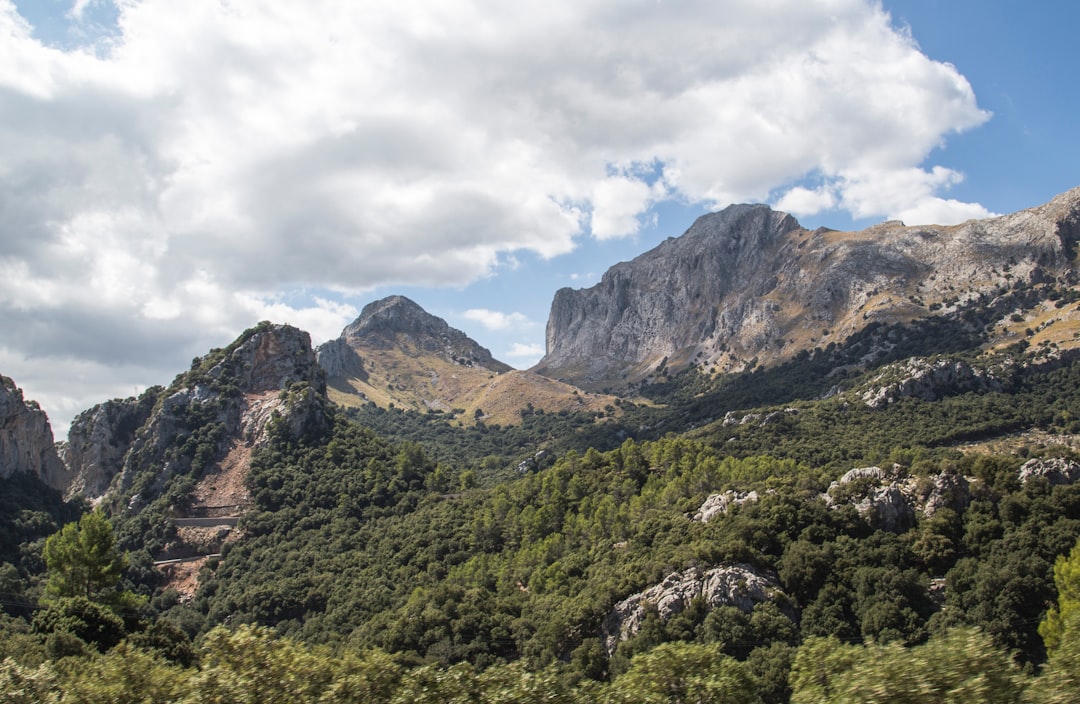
top-left (1031, 538), bottom-right (1080, 702)
top-left (42, 510), bottom-right (128, 603)
top-left (0, 658), bottom-right (60, 704)
top-left (791, 629), bottom-right (1025, 704)
top-left (187, 625), bottom-right (335, 703)
top-left (606, 641), bottom-right (760, 704)
top-left (1039, 538), bottom-right (1080, 656)
top-left (49, 643), bottom-right (187, 704)
top-left (32, 596), bottom-right (126, 654)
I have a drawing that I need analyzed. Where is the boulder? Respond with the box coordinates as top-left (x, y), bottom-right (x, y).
top-left (1018, 457), bottom-right (1080, 485)
top-left (602, 564), bottom-right (787, 654)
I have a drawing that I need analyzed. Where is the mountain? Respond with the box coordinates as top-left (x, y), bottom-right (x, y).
top-left (0, 375), bottom-right (69, 492)
top-left (535, 187), bottom-right (1080, 390)
top-left (63, 322), bottom-right (329, 510)
top-left (317, 295), bottom-right (621, 426)
top-left (8, 190), bottom-right (1080, 701)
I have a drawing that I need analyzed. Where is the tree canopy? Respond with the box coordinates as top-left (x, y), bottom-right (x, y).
top-left (42, 509), bottom-right (128, 603)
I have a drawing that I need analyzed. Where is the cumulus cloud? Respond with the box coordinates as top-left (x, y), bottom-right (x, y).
top-left (776, 167), bottom-right (997, 225)
top-left (0, 0), bottom-right (994, 432)
top-left (461, 309), bottom-right (531, 332)
top-left (505, 343), bottom-right (546, 366)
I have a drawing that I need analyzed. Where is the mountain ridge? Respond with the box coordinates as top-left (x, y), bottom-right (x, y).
top-left (534, 186), bottom-right (1080, 390)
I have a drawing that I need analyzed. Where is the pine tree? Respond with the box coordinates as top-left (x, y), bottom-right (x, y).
top-left (42, 509), bottom-right (128, 603)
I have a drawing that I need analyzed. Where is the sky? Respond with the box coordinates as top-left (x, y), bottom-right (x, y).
top-left (1, 0), bottom-right (1076, 437)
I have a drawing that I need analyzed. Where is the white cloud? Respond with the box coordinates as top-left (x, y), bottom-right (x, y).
top-left (774, 185), bottom-right (838, 217)
top-left (590, 175), bottom-right (656, 239)
top-left (838, 167), bottom-right (997, 224)
top-left (0, 0), bottom-right (997, 433)
top-left (506, 343), bottom-right (545, 368)
top-left (774, 167), bottom-right (997, 225)
top-left (67, 0), bottom-right (95, 21)
top-left (462, 309), bottom-right (531, 331)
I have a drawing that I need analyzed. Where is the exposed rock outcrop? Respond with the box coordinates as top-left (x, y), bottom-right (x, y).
top-left (861, 357), bottom-right (1009, 408)
top-left (0, 375), bottom-right (69, 492)
top-left (693, 490), bottom-right (761, 523)
top-left (535, 187), bottom-right (1080, 390)
top-left (315, 337), bottom-right (367, 379)
top-left (59, 392), bottom-right (157, 502)
top-left (825, 465), bottom-right (971, 531)
top-left (602, 564), bottom-right (788, 655)
top-left (1018, 457), bottom-right (1080, 485)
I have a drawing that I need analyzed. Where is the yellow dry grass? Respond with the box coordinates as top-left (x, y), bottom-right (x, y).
top-left (326, 342), bottom-right (624, 426)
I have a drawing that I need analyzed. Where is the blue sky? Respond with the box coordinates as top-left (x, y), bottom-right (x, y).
top-left (0, 0), bottom-right (1076, 435)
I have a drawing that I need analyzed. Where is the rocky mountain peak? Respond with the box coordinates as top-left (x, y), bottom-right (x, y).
top-left (322, 295), bottom-right (510, 374)
top-left (64, 322), bottom-right (330, 504)
top-left (343, 295), bottom-right (440, 339)
top-left (0, 375), bottom-right (69, 492)
top-left (534, 187), bottom-right (1080, 390)
top-left (316, 296), bottom-right (622, 425)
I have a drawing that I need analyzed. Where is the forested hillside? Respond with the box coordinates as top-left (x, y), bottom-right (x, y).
top-left (5, 336), bottom-right (1080, 699)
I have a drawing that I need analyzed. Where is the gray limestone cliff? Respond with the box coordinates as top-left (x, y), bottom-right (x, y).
top-left (535, 187), bottom-right (1080, 389)
top-left (59, 391), bottom-right (157, 501)
top-left (0, 375), bottom-right (69, 492)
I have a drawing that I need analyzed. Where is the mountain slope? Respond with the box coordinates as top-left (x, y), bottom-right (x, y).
top-left (535, 187), bottom-right (1080, 390)
top-left (317, 295), bottom-right (621, 426)
top-left (62, 322), bottom-right (329, 510)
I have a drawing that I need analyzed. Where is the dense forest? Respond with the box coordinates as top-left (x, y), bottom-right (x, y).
top-left (5, 308), bottom-right (1080, 701)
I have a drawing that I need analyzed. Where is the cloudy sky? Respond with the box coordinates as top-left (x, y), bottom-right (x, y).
top-left (2, 0), bottom-right (1077, 436)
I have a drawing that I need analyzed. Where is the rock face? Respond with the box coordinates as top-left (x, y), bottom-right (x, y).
top-left (65, 323), bottom-right (330, 505)
top-left (59, 393), bottom-right (157, 501)
top-left (0, 375), bottom-right (69, 492)
top-left (602, 564), bottom-right (788, 655)
top-left (825, 465), bottom-right (971, 531)
top-left (535, 187), bottom-right (1080, 389)
top-left (315, 337), bottom-right (367, 379)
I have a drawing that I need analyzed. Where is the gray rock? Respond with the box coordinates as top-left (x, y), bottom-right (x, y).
top-left (315, 337), bottom-right (366, 379)
top-left (855, 485), bottom-right (916, 533)
top-left (693, 490), bottom-right (760, 523)
top-left (602, 564), bottom-right (787, 654)
top-left (60, 393), bottom-right (156, 502)
top-left (825, 465), bottom-right (971, 530)
top-left (1018, 457), bottom-right (1080, 485)
top-left (918, 472), bottom-right (971, 518)
top-left (861, 357), bottom-right (1007, 409)
top-left (0, 375), bottom-right (69, 492)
